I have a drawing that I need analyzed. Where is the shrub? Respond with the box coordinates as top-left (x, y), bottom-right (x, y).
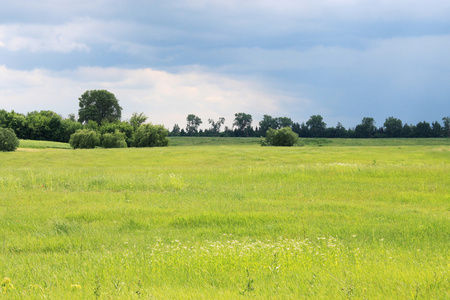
top-left (69, 129), bottom-right (100, 149)
top-left (262, 127), bottom-right (298, 146)
top-left (134, 124), bottom-right (169, 147)
top-left (0, 127), bottom-right (20, 151)
top-left (102, 130), bottom-right (127, 148)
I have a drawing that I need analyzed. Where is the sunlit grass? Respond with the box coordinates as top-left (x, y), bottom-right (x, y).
top-left (0, 142), bottom-right (449, 298)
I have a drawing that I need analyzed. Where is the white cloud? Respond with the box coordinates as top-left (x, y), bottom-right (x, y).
top-left (0, 21), bottom-right (91, 53)
top-left (0, 65), bottom-right (304, 129)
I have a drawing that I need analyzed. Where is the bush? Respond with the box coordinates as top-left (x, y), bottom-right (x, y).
top-left (102, 130), bottom-right (127, 148)
top-left (69, 129), bottom-right (100, 149)
top-left (134, 124), bottom-right (169, 147)
top-left (0, 127), bottom-right (20, 151)
top-left (262, 127), bottom-right (298, 146)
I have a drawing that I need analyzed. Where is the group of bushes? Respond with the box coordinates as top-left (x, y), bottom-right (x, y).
top-left (69, 124), bottom-right (169, 149)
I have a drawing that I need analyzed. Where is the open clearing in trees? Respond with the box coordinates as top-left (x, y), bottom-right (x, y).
top-left (1, 138), bottom-right (449, 298)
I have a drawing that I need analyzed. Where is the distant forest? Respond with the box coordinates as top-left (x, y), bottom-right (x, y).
top-left (1, 109), bottom-right (449, 144)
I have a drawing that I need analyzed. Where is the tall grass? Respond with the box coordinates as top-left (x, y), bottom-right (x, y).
top-left (0, 143), bottom-right (449, 298)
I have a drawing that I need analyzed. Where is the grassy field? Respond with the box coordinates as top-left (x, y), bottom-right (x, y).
top-left (1, 139), bottom-right (449, 298)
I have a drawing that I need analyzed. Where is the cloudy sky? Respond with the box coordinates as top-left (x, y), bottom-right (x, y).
top-left (1, 0), bottom-right (449, 130)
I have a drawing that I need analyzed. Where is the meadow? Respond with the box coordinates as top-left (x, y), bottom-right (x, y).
top-left (0, 138), bottom-right (449, 298)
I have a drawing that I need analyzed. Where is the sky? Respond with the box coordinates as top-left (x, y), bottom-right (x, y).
top-left (1, 0), bottom-right (449, 130)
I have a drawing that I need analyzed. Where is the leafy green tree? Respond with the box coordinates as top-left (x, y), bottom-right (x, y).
top-left (414, 121), bottom-right (432, 137)
top-left (431, 121), bottom-right (443, 137)
top-left (354, 117), bottom-right (376, 138)
top-left (85, 120), bottom-right (99, 131)
top-left (78, 90), bottom-right (122, 124)
top-left (233, 112), bottom-right (252, 137)
top-left (402, 123), bottom-right (413, 137)
top-left (102, 130), bottom-right (127, 148)
top-left (443, 117), bottom-right (450, 137)
top-left (134, 124), bottom-right (169, 147)
top-left (0, 110), bottom-right (27, 139)
top-left (335, 122), bottom-right (348, 138)
top-left (99, 121), bottom-right (134, 146)
top-left (186, 114), bottom-right (202, 135)
top-left (259, 115), bottom-right (278, 135)
top-left (208, 117), bottom-right (225, 136)
top-left (129, 112), bottom-right (148, 131)
top-left (262, 127), bottom-right (298, 146)
top-left (0, 127), bottom-right (20, 152)
top-left (259, 115), bottom-right (293, 137)
top-left (277, 117), bottom-right (293, 129)
top-left (171, 124), bottom-right (181, 136)
top-left (383, 117), bottom-right (403, 137)
top-left (69, 129), bottom-right (100, 149)
top-left (306, 115), bottom-right (326, 137)
top-left (25, 110), bottom-right (63, 141)
top-left (60, 118), bottom-right (84, 142)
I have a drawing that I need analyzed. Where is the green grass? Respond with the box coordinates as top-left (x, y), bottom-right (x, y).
top-left (18, 139), bottom-right (72, 149)
top-left (1, 140), bottom-right (449, 298)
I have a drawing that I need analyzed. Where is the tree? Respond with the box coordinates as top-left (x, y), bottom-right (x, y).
top-left (186, 114), bottom-right (202, 135)
top-left (69, 129), bottom-right (101, 149)
top-left (354, 117), bottom-right (376, 138)
top-left (259, 115), bottom-right (293, 137)
top-left (431, 121), bottom-right (443, 137)
top-left (414, 121), bottom-right (432, 137)
top-left (443, 117), bottom-right (450, 137)
top-left (0, 110), bottom-right (27, 139)
top-left (277, 117), bottom-right (293, 129)
top-left (134, 124), bottom-right (169, 147)
top-left (0, 127), bottom-right (20, 152)
top-left (99, 121), bottom-right (134, 146)
top-left (233, 112), bottom-right (252, 137)
top-left (335, 122), bottom-right (347, 138)
top-left (208, 117), bottom-right (225, 136)
top-left (78, 90), bottom-right (122, 124)
top-left (102, 130), bottom-right (127, 148)
top-left (60, 118), bottom-right (83, 142)
top-left (129, 112), bottom-right (148, 131)
top-left (25, 110), bottom-right (63, 142)
top-left (259, 115), bottom-right (278, 135)
top-left (402, 124), bottom-right (413, 137)
top-left (171, 124), bottom-right (181, 136)
top-left (383, 117), bottom-right (403, 138)
top-left (262, 127), bottom-right (298, 146)
top-left (306, 115), bottom-right (326, 137)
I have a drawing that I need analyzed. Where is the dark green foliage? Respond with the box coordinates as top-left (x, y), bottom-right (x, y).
top-left (102, 130), bottom-right (127, 148)
top-left (69, 129), bottom-right (100, 149)
top-left (259, 115), bottom-right (294, 136)
top-left (262, 127), bottom-right (298, 146)
top-left (384, 117), bottom-right (403, 137)
top-left (186, 114), bottom-right (202, 135)
top-left (59, 119), bottom-right (84, 142)
top-left (306, 115), bottom-right (326, 137)
top-left (208, 117), bottom-right (225, 136)
top-left (354, 117), bottom-right (376, 138)
top-left (414, 121), bottom-right (432, 137)
top-left (134, 124), bottom-right (169, 147)
top-left (0, 110), bottom-right (27, 139)
top-left (78, 90), bottom-right (122, 124)
top-left (171, 124), bottom-right (181, 136)
top-left (129, 112), bottom-right (148, 131)
top-left (443, 117), bottom-right (450, 137)
top-left (99, 121), bottom-right (134, 146)
top-left (0, 127), bottom-right (20, 151)
top-left (233, 112), bottom-right (253, 137)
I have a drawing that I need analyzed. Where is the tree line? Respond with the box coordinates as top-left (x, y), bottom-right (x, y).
top-left (172, 114), bottom-right (450, 139)
top-left (1, 90), bottom-right (449, 145)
